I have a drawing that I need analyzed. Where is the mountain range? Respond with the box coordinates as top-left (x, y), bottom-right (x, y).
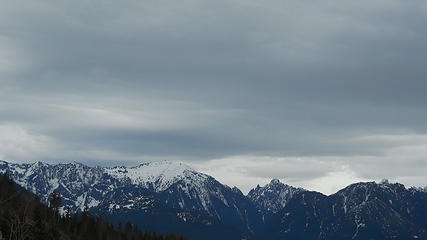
top-left (1, 160), bottom-right (426, 240)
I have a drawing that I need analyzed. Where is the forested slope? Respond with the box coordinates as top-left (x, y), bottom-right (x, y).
top-left (0, 173), bottom-right (186, 240)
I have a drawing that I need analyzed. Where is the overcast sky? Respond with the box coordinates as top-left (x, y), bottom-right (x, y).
top-left (1, 0), bottom-right (427, 194)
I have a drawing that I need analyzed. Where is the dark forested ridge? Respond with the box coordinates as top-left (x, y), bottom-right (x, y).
top-left (0, 173), bottom-right (186, 240)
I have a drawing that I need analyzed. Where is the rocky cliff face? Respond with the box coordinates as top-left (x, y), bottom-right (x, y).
top-left (247, 178), bottom-right (305, 213)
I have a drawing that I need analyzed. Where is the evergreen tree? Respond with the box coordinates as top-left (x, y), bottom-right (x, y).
top-left (32, 208), bottom-right (48, 240)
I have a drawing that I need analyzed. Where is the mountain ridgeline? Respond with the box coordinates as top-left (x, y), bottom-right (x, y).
top-left (1, 160), bottom-right (427, 240)
top-left (0, 173), bottom-right (186, 240)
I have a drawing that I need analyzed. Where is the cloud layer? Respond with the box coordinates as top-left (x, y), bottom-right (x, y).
top-left (1, 0), bottom-right (427, 193)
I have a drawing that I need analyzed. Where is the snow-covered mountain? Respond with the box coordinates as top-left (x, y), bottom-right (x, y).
top-left (247, 178), bottom-right (305, 213)
top-left (2, 160), bottom-right (426, 239)
top-left (0, 160), bottom-right (211, 211)
top-left (0, 161), bottom-right (114, 211)
top-left (105, 161), bottom-right (262, 234)
top-left (0, 160), bottom-right (262, 236)
top-left (104, 161), bottom-right (207, 192)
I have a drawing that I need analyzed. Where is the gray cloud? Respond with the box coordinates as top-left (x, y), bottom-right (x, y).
top-left (1, 0), bottom-right (427, 192)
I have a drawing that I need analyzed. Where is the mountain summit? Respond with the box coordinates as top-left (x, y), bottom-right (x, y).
top-left (247, 178), bottom-right (305, 213)
top-left (104, 161), bottom-right (205, 192)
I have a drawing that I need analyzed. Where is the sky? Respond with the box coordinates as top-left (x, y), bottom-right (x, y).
top-left (1, 0), bottom-right (427, 194)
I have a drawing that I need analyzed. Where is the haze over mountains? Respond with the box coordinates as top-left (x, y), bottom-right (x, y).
top-left (1, 160), bottom-right (426, 240)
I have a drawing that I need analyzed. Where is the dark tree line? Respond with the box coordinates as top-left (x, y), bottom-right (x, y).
top-left (0, 173), bottom-right (186, 240)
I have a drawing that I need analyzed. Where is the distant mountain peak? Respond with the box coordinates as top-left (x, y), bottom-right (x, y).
top-left (269, 178), bottom-right (281, 184)
top-left (379, 178), bottom-right (389, 184)
top-left (247, 179), bottom-right (305, 213)
top-left (105, 160), bottom-right (201, 192)
top-left (133, 160), bottom-right (194, 173)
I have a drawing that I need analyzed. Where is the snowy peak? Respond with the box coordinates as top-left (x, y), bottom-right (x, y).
top-left (0, 160), bottom-right (224, 215)
top-left (104, 160), bottom-right (206, 192)
top-left (247, 179), bottom-right (305, 213)
top-left (0, 160), bottom-right (262, 235)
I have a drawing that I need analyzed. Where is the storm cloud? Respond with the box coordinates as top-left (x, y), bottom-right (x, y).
top-left (1, 0), bottom-right (427, 193)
